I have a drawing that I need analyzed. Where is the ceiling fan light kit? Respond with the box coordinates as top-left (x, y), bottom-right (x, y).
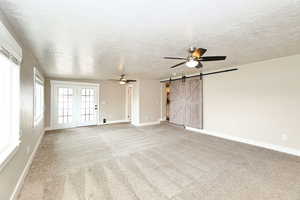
top-left (186, 60), bottom-right (199, 68)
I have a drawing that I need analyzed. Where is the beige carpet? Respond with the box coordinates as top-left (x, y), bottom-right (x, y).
top-left (18, 123), bottom-right (300, 200)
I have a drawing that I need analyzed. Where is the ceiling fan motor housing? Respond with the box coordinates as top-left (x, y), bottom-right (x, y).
top-left (188, 46), bottom-right (196, 53)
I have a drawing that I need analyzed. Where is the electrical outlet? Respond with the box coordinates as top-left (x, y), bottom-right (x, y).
top-left (281, 134), bottom-right (288, 141)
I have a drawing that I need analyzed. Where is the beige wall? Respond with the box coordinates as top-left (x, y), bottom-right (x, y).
top-left (203, 54), bottom-right (300, 151)
top-left (44, 79), bottom-right (126, 127)
top-left (100, 81), bottom-right (126, 122)
top-left (44, 79), bottom-right (51, 127)
top-left (132, 80), bottom-right (161, 125)
top-left (0, 13), bottom-right (45, 200)
top-left (139, 80), bottom-right (161, 124)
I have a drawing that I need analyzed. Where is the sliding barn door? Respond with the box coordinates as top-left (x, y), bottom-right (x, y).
top-left (185, 77), bottom-right (202, 129)
top-left (169, 77), bottom-right (203, 129)
top-left (169, 80), bottom-right (186, 125)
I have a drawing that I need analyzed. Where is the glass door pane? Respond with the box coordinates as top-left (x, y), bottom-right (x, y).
top-left (80, 88), bottom-right (95, 123)
top-left (58, 87), bottom-right (73, 124)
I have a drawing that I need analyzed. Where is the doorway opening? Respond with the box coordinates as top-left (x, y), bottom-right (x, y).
top-left (165, 83), bottom-right (170, 121)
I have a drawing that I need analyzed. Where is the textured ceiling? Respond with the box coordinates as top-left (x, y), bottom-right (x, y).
top-left (0, 0), bottom-right (300, 80)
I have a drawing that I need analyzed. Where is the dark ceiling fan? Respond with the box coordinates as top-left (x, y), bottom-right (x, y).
top-left (109, 74), bottom-right (136, 85)
top-left (164, 47), bottom-right (226, 68)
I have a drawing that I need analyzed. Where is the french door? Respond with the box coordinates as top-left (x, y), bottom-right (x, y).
top-left (51, 81), bottom-right (99, 129)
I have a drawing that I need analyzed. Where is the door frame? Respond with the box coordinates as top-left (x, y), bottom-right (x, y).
top-left (50, 80), bottom-right (100, 129)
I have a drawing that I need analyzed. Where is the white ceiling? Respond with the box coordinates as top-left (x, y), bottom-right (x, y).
top-left (0, 0), bottom-right (300, 80)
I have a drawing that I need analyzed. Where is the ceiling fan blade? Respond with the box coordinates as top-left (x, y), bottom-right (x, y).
top-left (200, 56), bottom-right (226, 61)
top-left (192, 48), bottom-right (207, 58)
top-left (108, 79), bottom-right (120, 81)
top-left (127, 80), bottom-right (137, 82)
top-left (170, 61), bottom-right (186, 68)
top-left (164, 57), bottom-right (187, 60)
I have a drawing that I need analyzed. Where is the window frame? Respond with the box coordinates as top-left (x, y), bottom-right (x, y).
top-left (33, 67), bottom-right (44, 127)
top-left (0, 49), bottom-right (21, 171)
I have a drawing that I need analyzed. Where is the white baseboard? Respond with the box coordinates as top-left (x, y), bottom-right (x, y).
top-left (134, 121), bottom-right (161, 127)
top-left (44, 126), bottom-right (78, 131)
top-left (44, 126), bottom-right (53, 131)
top-left (185, 127), bottom-right (300, 157)
top-left (160, 117), bottom-right (167, 121)
top-left (100, 120), bottom-right (130, 125)
top-left (185, 127), bottom-right (202, 133)
top-left (46, 120), bottom-right (131, 130)
top-left (9, 129), bottom-right (45, 200)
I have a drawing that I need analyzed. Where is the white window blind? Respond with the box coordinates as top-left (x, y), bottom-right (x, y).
top-left (0, 21), bottom-right (22, 61)
top-left (0, 52), bottom-right (20, 168)
top-left (34, 68), bottom-right (44, 125)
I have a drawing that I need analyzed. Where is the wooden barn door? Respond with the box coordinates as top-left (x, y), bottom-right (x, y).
top-left (184, 77), bottom-right (203, 129)
top-left (169, 80), bottom-right (186, 125)
top-left (168, 77), bottom-right (203, 129)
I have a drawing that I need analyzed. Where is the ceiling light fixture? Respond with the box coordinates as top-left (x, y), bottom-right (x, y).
top-left (185, 60), bottom-right (199, 68)
top-left (119, 80), bottom-right (126, 85)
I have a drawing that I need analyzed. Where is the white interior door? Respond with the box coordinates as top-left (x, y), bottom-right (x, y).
top-left (51, 81), bottom-right (99, 129)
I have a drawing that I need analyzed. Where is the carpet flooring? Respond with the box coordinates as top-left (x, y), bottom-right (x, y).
top-left (18, 123), bottom-right (300, 200)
